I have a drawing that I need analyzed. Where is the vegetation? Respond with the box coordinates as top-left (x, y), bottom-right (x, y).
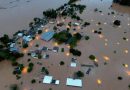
top-left (41, 67), bottom-right (49, 75)
top-left (85, 36), bottom-right (90, 40)
top-left (0, 34), bottom-right (11, 46)
top-left (49, 88), bottom-right (52, 90)
top-left (33, 17), bottom-right (41, 25)
top-left (61, 48), bottom-right (64, 52)
top-left (38, 54), bottom-right (42, 59)
top-left (89, 55), bottom-right (96, 60)
top-left (68, 0), bottom-right (79, 4)
top-left (35, 44), bottom-right (39, 47)
top-left (38, 30), bottom-right (42, 34)
top-left (22, 43), bottom-right (28, 48)
top-left (69, 48), bottom-right (81, 56)
top-left (128, 84), bottom-right (130, 89)
top-left (31, 79), bottom-right (36, 84)
top-left (83, 22), bottom-right (90, 27)
top-left (53, 31), bottom-right (72, 44)
top-left (75, 71), bottom-right (84, 78)
top-left (43, 9), bottom-right (57, 19)
top-left (10, 84), bottom-right (18, 90)
top-left (113, 0), bottom-right (130, 6)
top-left (118, 76), bottom-right (123, 80)
top-left (0, 49), bottom-right (24, 62)
top-left (27, 63), bottom-right (34, 73)
top-left (113, 20), bottom-right (121, 26)
top-left (53, 31), bottom-right (82, 48)
top-left (60, 61), bottom-right (65, 65)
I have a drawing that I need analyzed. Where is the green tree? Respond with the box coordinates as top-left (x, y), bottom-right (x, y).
top-left (75, 71), bottom-right (84, 78)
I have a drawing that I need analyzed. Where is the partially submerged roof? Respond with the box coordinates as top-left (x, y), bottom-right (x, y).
top-left (43, 75), bottom-right (60, 85)
top-left (23, 35), bottom-right (32, 42)
top-left (53, 46), bottom-right (59, 52)
top-left (43, 76), bottom-right (53, 84)
top-left (66, 78), bottom-right (82, 87)
top-left (73, 22), bottom-right (80, 26)
top-left (41, 31), bottom-right (55, 41)
top-left (70, 62), bottom-right (77, 67)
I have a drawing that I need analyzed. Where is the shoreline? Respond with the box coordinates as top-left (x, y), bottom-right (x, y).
top-left (112, 3), bottom-right (130, 15)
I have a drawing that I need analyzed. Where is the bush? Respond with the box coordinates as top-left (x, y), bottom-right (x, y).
top-left (23, 44), bottom-right (28, 48)
top-left (75, 71), bottom-right (84, 78)
top-left (45, 69), bottom-right (49, 75)
top-left (113, 20), bottom-right (121, 26)
top-left (27, 67), bottom-right (33, 73)
top-left (89, 55), bottom-right (96, 60)
top-left (69, 48), bottom-right (81, 56)
top-left (35, 44), bottom-right (39, 47)
top-left (27, 53), bottom-right (31, 56)
top-left (0, 34), bottom-right (10, 45)
top-left (28, 63), bottom-right (34, 73)
top-left (12, 61), bottom-right (19, 66)
top-left (85, 36), bottom-right (90, 40)
top-left (31, 79), bottom-right (36, 84)
top-left (60, 61), bottom-right (65, 65)
top-left (41, 67), bottom-right (46, 72)
top-left (16, 75), bottom-right (21, 80)
top-left (38, 30), bottom-right (42, 34)
top-left (128, 84), bottom-right (130, 89)
top-left (38, 54), bottom-right (42, 59)
top-left (10, 84), bottom-right (18, 90)
top-left (61, 48), bottom-right (64, 52)
top-left (83, 22), bottom-right (90, 26)
top-left (49, 88), bottom-right (52, 90)
top-left (74, 33), bottom-right (82, 40)
top-left (29, 63), bottom-right (34, 67)
top-left (0, 45), bottom-right (4, 49)
top-left (43, 9), bottom-right (57, 19)
top-left (118, 76), bottom-right (123, 80)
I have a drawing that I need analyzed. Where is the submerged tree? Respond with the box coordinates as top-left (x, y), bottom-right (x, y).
top-left (43, 9), bottom-right (57, 19)
top-left (10, 84), bottom-right (18, 90)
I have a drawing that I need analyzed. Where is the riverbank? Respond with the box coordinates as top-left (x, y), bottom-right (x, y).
top-left (112, 3), bottom-right (130, 15)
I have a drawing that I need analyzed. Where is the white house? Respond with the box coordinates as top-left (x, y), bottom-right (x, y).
top-left (17, 33), bottom-right (23, 37)
top-left (70, 62), bottom-right (77, 67)
top-left (43, 75), bottom-right (60, 85)
top-left (66, 78), bottom-right (82, 87)
top-left (23, 35), bottom-right (32, 42)
top-left (43, 76), bottom-right (53, 84)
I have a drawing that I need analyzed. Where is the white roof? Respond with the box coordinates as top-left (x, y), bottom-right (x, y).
top-left (74, 23), bottom-right (80, 26)
top-left (70, 62), bottom-right (77, 67)
top-left (18, 33), bottom-right (23, 37)
top-left (43, 76), bottom-right (53, 84)
top-left (66, 78), bottom-right (82, 87)
top-left (49, 21), bottom-right (55, 24)
top-left (23, 35), bottom-right (32, 42)
top-left (10, 43), bottom-right (15, 48)
top-left (55, 80), bottom-right (60, 85)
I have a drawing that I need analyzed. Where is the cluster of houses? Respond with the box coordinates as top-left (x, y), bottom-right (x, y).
top-left (42, 57), bottom-right (83, 87)
top-left (43, 75), bottom-right (83, 87)
top-left (8, 42), bottom-right (19, 53)
top-left (29, 46), bottom-right (59, 59)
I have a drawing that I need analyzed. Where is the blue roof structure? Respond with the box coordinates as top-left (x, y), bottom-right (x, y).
top-left (41, 31), bottom-right (55, 41)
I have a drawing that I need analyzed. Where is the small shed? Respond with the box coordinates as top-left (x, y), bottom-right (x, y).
top-left (43, 75), bottom-right (60, 85)
top-left (53, 47), bottom-right (59, 53)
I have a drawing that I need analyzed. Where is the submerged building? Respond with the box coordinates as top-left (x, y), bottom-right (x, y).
top-left (41, 31), bottom-right (55, 41)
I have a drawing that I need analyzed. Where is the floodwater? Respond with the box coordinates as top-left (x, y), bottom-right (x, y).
top-left (0, 0), bottom-right (130, 36)
top-left (0, 0), bottom-right (67, 36)
top-left (0, 0), bottom-right (130, 90)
